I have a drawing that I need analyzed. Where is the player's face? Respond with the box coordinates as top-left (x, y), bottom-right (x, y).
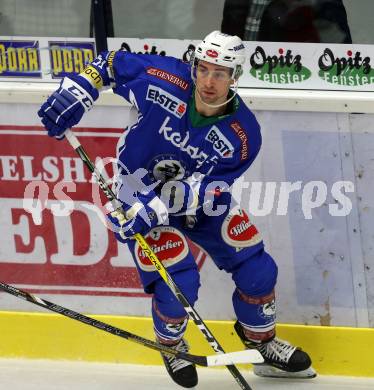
top-left (195, 61), bottom-right (233, 104)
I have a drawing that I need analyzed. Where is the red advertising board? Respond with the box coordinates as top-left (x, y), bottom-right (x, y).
top-left (0, 125), bottom-right (206, 297)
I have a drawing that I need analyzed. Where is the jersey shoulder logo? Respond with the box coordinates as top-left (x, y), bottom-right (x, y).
top-left (230, 120), bottom-right (249, 161)
top-left (146, 85), bottom-right (187, 119)
top-left (205, 125), bottom-right (234, 158)
top-left (146, 67), bottom-right (189, 90)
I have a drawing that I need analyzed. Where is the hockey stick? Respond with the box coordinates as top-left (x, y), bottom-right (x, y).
top-left (0, 281), bottom-right (263, 367)
top-left (65, 129), bottom-right (255, 389)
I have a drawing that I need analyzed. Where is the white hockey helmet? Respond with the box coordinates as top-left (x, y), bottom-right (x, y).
top-left (192, 31), bottom-right (246, 80)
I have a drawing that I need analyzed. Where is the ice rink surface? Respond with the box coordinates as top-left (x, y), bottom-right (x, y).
top-left (0, 359), bottom-right (373, 390)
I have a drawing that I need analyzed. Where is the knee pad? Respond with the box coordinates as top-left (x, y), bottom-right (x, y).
top-left (232, 250), bottom-right (278, 296)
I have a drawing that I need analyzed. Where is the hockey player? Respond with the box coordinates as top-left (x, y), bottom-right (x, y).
top-left (38, 31), bottom-right (315, 388)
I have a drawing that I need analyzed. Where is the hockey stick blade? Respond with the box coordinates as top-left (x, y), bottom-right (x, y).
top-left (0, 281), bottom-right (261, 367)
top-left (206, 350), bottom-right (264, 366)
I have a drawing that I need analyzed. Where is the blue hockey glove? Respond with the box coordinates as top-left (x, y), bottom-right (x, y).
top-left (107, 193), bottom-right (169, 242)
top-left (38, 76), bottom-right (99, 138)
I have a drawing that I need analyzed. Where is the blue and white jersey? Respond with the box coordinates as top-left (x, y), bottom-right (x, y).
top-left (91, 51), bottom-right (262, 208)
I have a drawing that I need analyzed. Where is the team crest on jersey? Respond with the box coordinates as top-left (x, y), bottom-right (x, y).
top-left (148, 155), bottom-right (188, 183)
top-left (205, 126), bottom-right (234, 158)
top-left (146, 85), bottom-right (187, 118)
top-left (134, 227), bottom-right (189, 272)
top-left (221, 206), bottom-right (262, 248)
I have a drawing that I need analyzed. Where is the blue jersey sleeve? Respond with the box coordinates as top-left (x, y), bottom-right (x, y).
top-left (183, 115), bottom-right (262, 216)
top-left (201, 125), bottom-right (261, 200)
top-left (85, 50), bottom-right (190, 116)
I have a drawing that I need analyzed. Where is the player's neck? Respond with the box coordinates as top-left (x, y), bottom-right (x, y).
top-left (194, 90), bottom-right (227, 117)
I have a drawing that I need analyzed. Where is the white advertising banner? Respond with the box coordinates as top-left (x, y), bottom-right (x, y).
top-left (108, 38), bottom-right (374, 91)
top-left (2, 36), bottom-right (374, 91)
top-left (0, 101), bottom-right (373, 329)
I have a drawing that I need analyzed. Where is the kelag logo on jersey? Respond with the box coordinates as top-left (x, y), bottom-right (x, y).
top-left (159, 116), bottom-right (219, 168)
top-left (0, 40), bottom-right (41, 78)
top-left (318, 48), bottom-right (374, 86)
top-left (249, 46), bottom-right (311, 84)
top-left (49, 41), bottom-right (95, 78)
top-left (205, 126), bottom-right (234, 158)
top-left (146, 85), bottom-right (187, 118)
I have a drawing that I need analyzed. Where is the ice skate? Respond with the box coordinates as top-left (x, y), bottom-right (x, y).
top-left (160, 338), bottom-right (198, 388)
top-left (235, 321), bottom-right (317, 379)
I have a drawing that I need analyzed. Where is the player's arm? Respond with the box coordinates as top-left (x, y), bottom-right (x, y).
top-left (163, 153), bottom-right (255, 217)
top-left (37, 49), bottom-right (143, 138)
top-left (37, 51), bottom-right (116, 138)
top-left (167, 124), bottom-right (262, 216)
top-left (201, 123), bottom-right (262, 203)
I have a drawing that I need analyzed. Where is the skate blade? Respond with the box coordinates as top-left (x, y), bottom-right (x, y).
top-left (253, 364), bottom-right (317, 379)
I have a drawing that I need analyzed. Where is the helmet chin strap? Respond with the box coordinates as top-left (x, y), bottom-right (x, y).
top-left (190, 63), bottom-right (240, 109)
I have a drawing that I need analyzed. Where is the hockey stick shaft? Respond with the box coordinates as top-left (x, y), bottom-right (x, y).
top-left (65, 130), bottom-right (252, 389)
top-left (0, 281), bottom-right (263, 367)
